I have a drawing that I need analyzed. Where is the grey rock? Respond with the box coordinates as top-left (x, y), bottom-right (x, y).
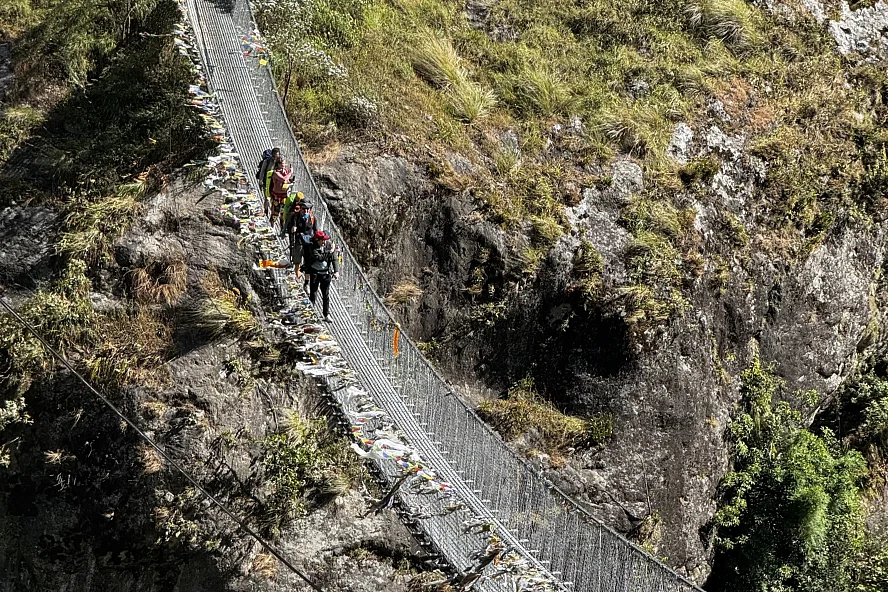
top-left (0, 206), bottom-right (58, 281)
top-left (499, 129), bottom-right (519, 153)
top-left (829, 1), bottom-right (888, 60)
top-left (610, 158), bottom-right (644, 197)
top-left (706, 100), bottom-right (732, 123)
top-left (667, 123), bottom-right (694, 165)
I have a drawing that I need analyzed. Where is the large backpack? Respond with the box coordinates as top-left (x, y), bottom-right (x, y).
top-left (255, 149), bottom-right (272, 180)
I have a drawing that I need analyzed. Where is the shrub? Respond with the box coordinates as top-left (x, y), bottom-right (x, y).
top-left (0, 259), bottom-right (95, 393)
top-left (261, 410), bottom-right (358, 530)
top-left (709, 356), bottom-right (869, 592)
top-left (478, 377), bottom-right (612, 458)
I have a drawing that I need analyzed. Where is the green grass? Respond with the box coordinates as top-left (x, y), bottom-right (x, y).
top-left (478, 377), bottom-right (612, 463)
top-left (252, 0), bottom-right (888, 338)
top-left (411, 34), bottom-right (464, 88)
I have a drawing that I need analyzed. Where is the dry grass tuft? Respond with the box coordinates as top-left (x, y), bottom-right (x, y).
top-left (86, 307), bottom-right (173, 388)
top-left (385, 278), bottom-right (424, 305)
top-left (478, 378), bottom-right (612, 457)
top-left (686, 0), bottom-right (761, 48)
top-left (140, 443), bottom-right (163, 474)
top-left (182, 271), bottom-right (258, 340)
top-left (448, 78), bottom-right (497, 122)
top-left (142, 400), bottom-right (169, 419)
top-left (131, 259), bottom-right (187, 305)
top-left (514, 67), bottom-right (575, 116)
top-left (412, 34), bottom-right (464, 88)
top-left (412, 32), bottom-right (495, 122)
top-left (58, 193), bottom-right (143, 262)
top-left (251, 552), bottom-right (278, 580)
top-left (44, 450), bottom-right (66, 464)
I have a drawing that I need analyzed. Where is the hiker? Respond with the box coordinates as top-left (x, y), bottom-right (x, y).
top-left (256, 147), bottom-right (279, 213)
top-left (269, 157), bottom-right (292, 223)
top-left (286, 199), bottom-right (317, 275)
top-left (303, 230), bottom-right (339, 322)
top-left (280, 190), bottom-right (305, 236)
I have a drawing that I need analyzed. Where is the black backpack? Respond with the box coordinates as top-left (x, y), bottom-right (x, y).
top-left (255, 149), bottom-right (272, 179)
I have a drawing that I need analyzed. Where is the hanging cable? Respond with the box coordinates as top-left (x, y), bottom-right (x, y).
top-left (0, 296), bottom-right (325, 592)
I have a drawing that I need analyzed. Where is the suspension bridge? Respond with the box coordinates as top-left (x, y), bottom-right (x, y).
top-left (183, 0), bottom-right (703, 589)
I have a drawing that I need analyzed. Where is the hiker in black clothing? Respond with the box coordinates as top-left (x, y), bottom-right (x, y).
top-left (302, 230), bottom-right (339, 322)
top-left (256, 147), bottom-right (280, 214)
top-left (286, 200), bottom-right (317, 276)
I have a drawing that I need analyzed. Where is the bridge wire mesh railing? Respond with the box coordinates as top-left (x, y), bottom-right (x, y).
top-left (195, 0), bottom-right (704, 590)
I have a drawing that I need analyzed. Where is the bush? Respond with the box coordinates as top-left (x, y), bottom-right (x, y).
top-left (0, 259), bottom-right (95, 394)
top-left (708, 356), bottom-right (870, 592)
top-left (262, 411), bottom-right (357, 530)
top-left (478, 377), bottom-right (612, 459)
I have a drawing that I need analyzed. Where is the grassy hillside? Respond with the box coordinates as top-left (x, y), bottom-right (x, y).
top-left (256, 0), bottom-right (887, 338)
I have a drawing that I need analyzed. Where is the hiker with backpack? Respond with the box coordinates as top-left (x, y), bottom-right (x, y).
top-left (280, 190), bottom-right (305, 237)
top-left (269, 157), bottom-right (293, 223)
top-left (302, 230), bottom-right (339, 322)
top-left (256, 147), bottom-right (279, 214)
top-left (286, 199), bottom-right (317, 275)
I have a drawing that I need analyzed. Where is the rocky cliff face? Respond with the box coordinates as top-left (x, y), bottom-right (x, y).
top-left (0, 182), bottom-right (425, 591)
top-left (308, 68), bottom-right (888, 585)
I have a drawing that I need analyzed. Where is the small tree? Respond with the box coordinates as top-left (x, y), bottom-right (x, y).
top-left (709, 356), bottom-right (868, 592)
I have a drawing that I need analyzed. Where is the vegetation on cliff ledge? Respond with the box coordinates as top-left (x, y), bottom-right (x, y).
top-left (709, 355), bottom-right (888, 592)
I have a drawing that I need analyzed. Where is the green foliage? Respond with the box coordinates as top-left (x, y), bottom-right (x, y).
top-left (261, 412), bottom-right (354, 527)
top-left (85, 307), bottom-right (173, 389)
top-left (678, 155), bottom-right (719, 186)
top-left (1, 0), bottom-right (213, 202)
top-left (0, 0), bottom-right (35, 38)
top-left (510, 66), bottom-right (575, 116)
top-left (411, 34), bottom-right (463, 88)
top-left (829, 360), bottom-right (888, 464)
top-left (57, 191), bottom-right (142, 262)
top-left (0, 259), bottom-right (95, 394)
top-left (13, 0), bottom-right (161, 89)
top-left (572, 239), bottom-right (603, 305)
top-left (619, 195), bottom-right (697, 339)
top-left (446, 77), bottom-right (496, 122)
top-left (0, 106), bottom-right (43, 161)
top-left (478, 377), bottom-right (612, 461)
top-left (710, 356), bottom-right (870, 592)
